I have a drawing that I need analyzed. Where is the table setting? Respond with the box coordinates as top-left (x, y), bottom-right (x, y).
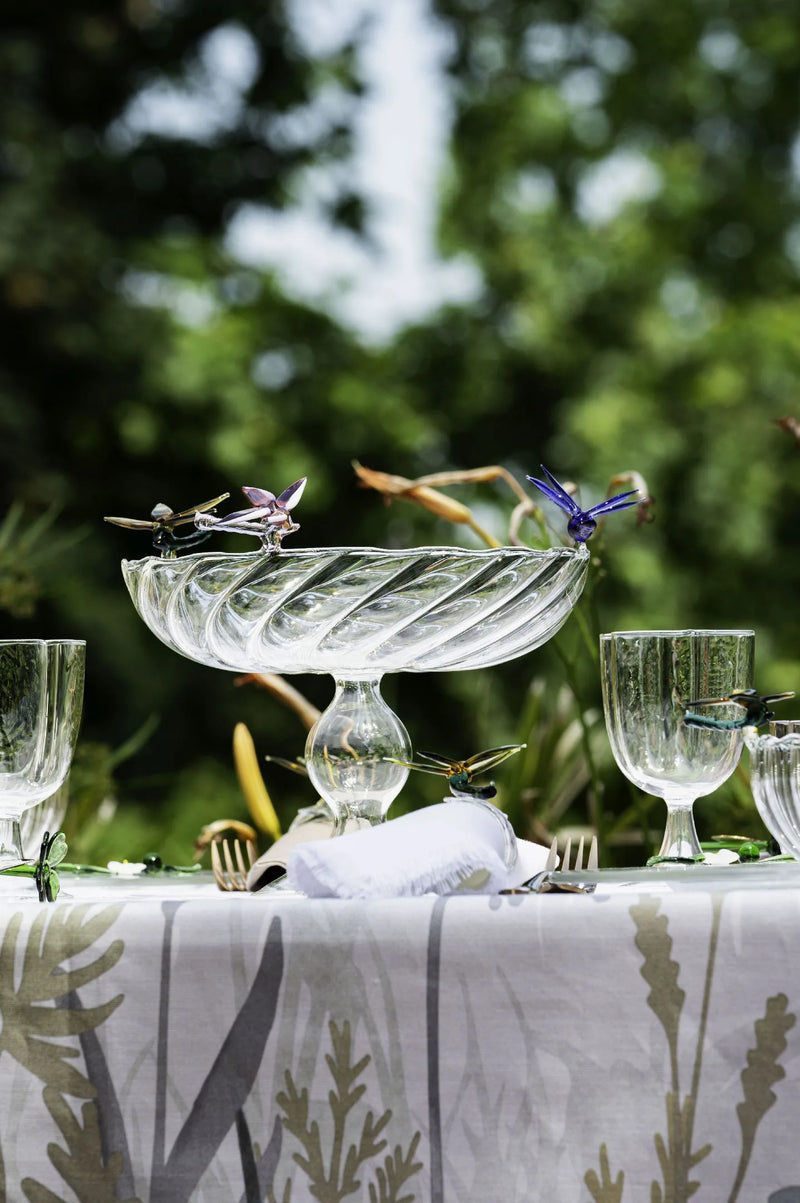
top-left (2, 466), bottom-right (800, 1203)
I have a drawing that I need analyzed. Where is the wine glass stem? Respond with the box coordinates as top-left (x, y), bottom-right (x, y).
top-left (0, 817), bottom-right (25, 866)
top-left (659, 799), bottom-right (702, 860)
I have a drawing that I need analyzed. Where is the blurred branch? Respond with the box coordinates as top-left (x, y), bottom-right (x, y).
top-left (775, 416), bottom-right (800, 447)
top-left (608, 470), bottom-right (655, 528)
top-left (234, 673), bottom-right (321, 730)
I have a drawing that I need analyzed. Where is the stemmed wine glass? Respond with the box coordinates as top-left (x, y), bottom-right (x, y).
top-left (600, 629), bottom-right (754, 862)
top-left (0, 640), bottom-right (85, 868)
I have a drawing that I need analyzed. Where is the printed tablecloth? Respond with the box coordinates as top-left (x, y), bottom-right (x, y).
top-left (1, 873), bottom-right (800, 1202)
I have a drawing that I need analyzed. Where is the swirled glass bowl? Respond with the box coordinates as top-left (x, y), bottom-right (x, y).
top-left (122, 544), bottom-right (589, 827)
top-left (746, 729), bottom-right (800, 858)
top-left (122, 544), bottom-right (589, 674)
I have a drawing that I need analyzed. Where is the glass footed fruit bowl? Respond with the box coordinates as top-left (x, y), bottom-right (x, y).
top-left (123, 543), bottom-right (589, 831)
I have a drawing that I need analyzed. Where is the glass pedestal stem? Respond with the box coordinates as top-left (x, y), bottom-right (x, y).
top-left (305, 676), bottom-right (411, 833)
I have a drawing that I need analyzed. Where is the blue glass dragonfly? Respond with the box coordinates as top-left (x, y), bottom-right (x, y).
top-left (684, 689), bottom-right (795, 731)
top-left (396, 745), bottom-right (524, 799)
top-left (527, 465), bottom-right (640, 543)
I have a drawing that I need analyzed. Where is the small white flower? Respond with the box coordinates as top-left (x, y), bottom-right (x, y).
top-left (107, 860), bottom-right (147, 875)
top-left (702, 849), bottom-right (740, 866)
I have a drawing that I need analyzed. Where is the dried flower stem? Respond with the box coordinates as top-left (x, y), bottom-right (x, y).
top-left (234, 673), bottom-right (321, 730)
top-left (353, 461), bottom-right (554, 549)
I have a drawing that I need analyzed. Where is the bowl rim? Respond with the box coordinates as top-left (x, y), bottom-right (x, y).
top-left (123, 542), bottom-right (590, 569)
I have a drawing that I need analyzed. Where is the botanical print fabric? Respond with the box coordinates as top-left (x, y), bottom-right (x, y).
top-left (0, 885), bottom-right (798, 1201)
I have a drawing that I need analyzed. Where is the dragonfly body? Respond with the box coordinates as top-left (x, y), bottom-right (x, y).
top-left (104, 493), bottom-right (230, 558)
top-left (396, 744), bottom-right (524, 799)
top-left (152, 523), bottom-right (214, 555)
top-left (684, 689), bottom-right (795, 731)
top-left (194, 478), bottom-right (306, 548)
top-left (526, 465), bottom-right (640, 544)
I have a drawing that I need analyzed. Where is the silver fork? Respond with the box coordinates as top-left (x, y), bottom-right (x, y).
top-left (505, 833), bottom-right (599, 893)
top-left (210, 838), bottom-right (257, 891)
top-left (560, 834), bottom-right (599, 872)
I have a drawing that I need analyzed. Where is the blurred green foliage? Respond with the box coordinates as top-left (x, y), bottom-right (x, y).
top-left (2, 0), bottom-right (800, 864)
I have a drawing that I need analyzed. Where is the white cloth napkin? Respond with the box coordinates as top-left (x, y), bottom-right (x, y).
top-left (246, 815), bottom-right (367, 892)
top-left (285, 800), bottom-right (550, 899)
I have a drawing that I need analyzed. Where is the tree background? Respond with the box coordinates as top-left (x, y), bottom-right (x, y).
top-left (2, 0), bottom-right (799, 865)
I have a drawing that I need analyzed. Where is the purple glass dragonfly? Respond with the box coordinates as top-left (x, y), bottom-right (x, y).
top-left (195, 478), bottom-right (307, 548)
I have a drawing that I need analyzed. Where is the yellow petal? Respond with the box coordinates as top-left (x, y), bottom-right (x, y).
top-left (233, 723), bottom-right (282, 842)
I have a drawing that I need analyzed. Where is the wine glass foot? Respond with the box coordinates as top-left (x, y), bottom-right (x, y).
top-left (646, 853), bottom-right (706, 867)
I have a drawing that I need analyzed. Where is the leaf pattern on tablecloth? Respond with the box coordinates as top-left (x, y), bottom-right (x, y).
top-left (0, 906), bottom-right (135, 1203)
top-left (585, 1143), bottom-right (624, 1203)
top-left (274, 1018), bottom-right (422, 1203)
top-left (584, 896), bottom-right (795, 1203)
top-left (70, 994), bottom-right (137, 1202)
top-left (631, 895), bottom-right (711, 1202)
top-left (149, 913), bottom-right (285, 1203)
top-left (630, 897), bottom-right (685, 1057)
top-left (729, 993), bottom-right (796, 1203)
top-left (0, 906), bottom-right (123, 1098)
top-left (3, 890), bottom-right (800, 1201)
top-left (20, 1086), bottom-right (139, 1203)
top-left (3, 904), bottom-right (287, 1203)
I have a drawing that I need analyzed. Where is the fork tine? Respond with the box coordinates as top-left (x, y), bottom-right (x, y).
top-left (211, 838), bottom-right (254, 891)
top-left (587, 834), bottom-right (599, 871)
top-left (544, 836), bottom-right (559, 871)
top-left (234, 840), bottom-right (250, 880)
top-left (210, 841), bottom-right (231, 891)
top-left (574, 835), bottom-right (585, 872)
top-left (223, 839), bottom-right (247, 890)
top-left (222, 839), bottom-right (238, 884)
top-left (561, 836), bottom-right (572, 872)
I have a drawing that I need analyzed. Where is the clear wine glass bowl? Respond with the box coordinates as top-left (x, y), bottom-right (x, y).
top-left (745, 723), bottom-right (800, 858)
top-left (0, 639), bottom-right (86, 866)
top-left (123, 543), bottom-right (589, 829)
top-left (600, 629), bottom-right (754, 862)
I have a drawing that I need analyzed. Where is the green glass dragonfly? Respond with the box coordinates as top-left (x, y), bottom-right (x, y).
top-left (104, 492), bottom-right (230, 557)
top-left (684, 689), bottom-right (795, 731)
top-left (263, 753), bottom-right (308, 776)
top-left (1, 836), bottom-right (200, 900)
top-left (34, 830), bottom-right (67, 901)
top-left (395, 744), bottom-right (525, 799)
